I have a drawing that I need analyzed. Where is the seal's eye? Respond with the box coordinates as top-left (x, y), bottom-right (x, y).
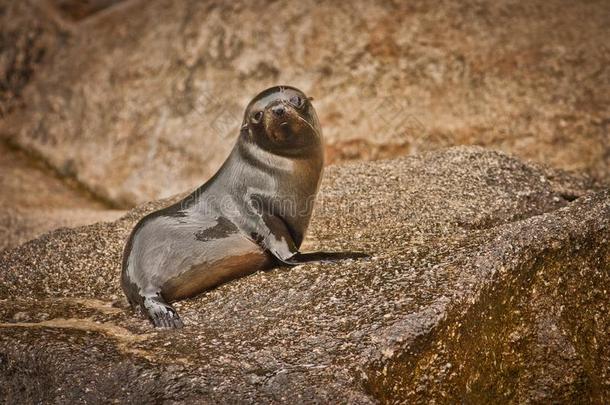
top-left (289, 95), bottom-right (304, 108)
top-left (252, 111), bottom-right (263, 123)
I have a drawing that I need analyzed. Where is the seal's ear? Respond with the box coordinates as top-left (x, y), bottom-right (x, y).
top-left (240, 123), bottom-right (250, 138)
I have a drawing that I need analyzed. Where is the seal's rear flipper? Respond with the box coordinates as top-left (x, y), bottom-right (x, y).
top-left (143, 296), bottom-right (184, 329)
top-left (277, 251), bottom-right (370, 266)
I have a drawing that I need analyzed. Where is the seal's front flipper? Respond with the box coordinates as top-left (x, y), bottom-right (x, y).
top-left (143, 296), bottom-right (184, 329)
top-left (279, 251), bottom-right (370, 265)
top-left (256, 212), bottom-right (370, 266)
top-left (256, 212), bottom-right (300, 263)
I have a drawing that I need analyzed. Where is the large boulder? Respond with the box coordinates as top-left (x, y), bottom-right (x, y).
top-left (1, 147), bottom-right (608, 403)
top-left (0, 0), bottom-right (125, 250)
top-left (1, 0), bottom-right (608, 207)
top-left (0, 0), bottom-right (67, 117)
top-left (0, 142), bottom-right (123, 252)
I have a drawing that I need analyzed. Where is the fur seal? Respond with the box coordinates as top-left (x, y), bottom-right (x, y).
top-left (121, 85), bottom-right (366, 328)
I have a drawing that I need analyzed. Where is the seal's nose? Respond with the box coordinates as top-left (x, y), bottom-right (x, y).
top-left (271, 104), bottom-right (285, 117)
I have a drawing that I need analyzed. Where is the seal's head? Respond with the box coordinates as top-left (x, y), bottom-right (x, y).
top-left (241, 86), bottom-right (322, 156)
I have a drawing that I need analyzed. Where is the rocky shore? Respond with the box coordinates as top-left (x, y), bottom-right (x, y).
top-left (1, 147), bottom-right (608, 403)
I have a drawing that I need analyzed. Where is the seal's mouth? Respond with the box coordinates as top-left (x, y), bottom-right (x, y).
top-left (266, 109), bottom-right (295, 139)
top-left (263, 101), bottom-right (315, 146)
top-left (269, 120), bottom-right (292, 142)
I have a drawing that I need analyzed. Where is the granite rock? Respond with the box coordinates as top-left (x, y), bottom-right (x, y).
top-left (0, 147), bottom-right (607, 403)
top-left (1, 0), bottom-right (608, 207)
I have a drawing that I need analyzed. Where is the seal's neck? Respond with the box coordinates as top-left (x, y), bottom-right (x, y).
top-left (237, 136), bottom-right (319, 173)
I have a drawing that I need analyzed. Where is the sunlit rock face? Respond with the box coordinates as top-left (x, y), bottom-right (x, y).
top-left (1, 0), bottom-right (608, 207)
top-left (1, 147), bottom-right (608, 403)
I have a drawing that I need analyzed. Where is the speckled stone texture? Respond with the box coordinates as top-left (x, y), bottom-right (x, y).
top-left (1, 0), bottom-right (608, 207)
top-left (0, 147), bottom-right (608, 403)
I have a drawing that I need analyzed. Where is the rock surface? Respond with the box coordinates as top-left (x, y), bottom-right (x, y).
top-left (1, 0), bottom-right (608, 207)
top-left (0, 141), bottom-right (123, 251)
top-left (0, 0), bottom-right (67, 117)
top-left (1, 147), bottom-right (608, 403)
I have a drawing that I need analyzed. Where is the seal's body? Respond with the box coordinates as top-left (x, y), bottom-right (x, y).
top-left (121, 86), bottom-right (363, 328)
